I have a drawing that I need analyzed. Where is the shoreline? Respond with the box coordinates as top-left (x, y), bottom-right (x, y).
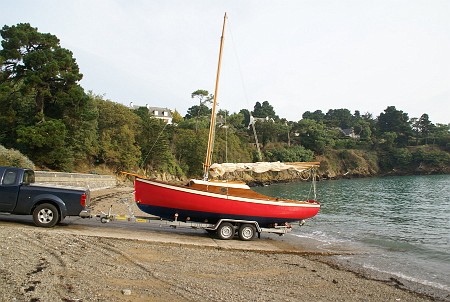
top-left (93, 185), bottom-right (450, 301)
top-left (0, 186), bottom-right (448, 301)
top-left (0, 222), bottom-right (443, 302)
top-left (274, 232), bottom-right (450, 302)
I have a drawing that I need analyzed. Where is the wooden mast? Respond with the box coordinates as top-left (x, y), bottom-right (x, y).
top-left (203, 12), bottom-right (227, 180)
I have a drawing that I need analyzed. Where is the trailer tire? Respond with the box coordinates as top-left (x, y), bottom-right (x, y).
top-left (238, 224), bottom-right (257, 241)
top-left (217, 222), bottom-right (235, 240)
top-left (33, 203), bottom-right (59, 228)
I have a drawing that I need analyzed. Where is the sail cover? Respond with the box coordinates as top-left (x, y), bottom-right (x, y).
top-left (209, 162), bottom-right (320, 177)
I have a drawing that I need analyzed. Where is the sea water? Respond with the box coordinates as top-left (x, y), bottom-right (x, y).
top-left (253, 175), bottom-right (450, 296)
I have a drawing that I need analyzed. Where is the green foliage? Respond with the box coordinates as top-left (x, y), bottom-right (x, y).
top-left (252, 101), bottom-right (277, 119)
top-left (338, 149), bottom-right (379, 174)
top-left (171, 109), bottom-right (183, 124)
top-left (432, 124), bottom-right (450, 148)
top-left (324, 108), bottom-right (353, 128)
top-left (134, 109), bottom-right (183, 177)
top-left (0, 23), bottom-right (95, 171)
top-left (173, 128), bottom-right (207, 177)
top-left (379, 132), bottom-right (398, 150)
top-left (378, 145), bottom-right (450, 173)
top-left (95, 97), bottom-right (141, 172)
top-left (353, 118), bottom-right (373, 141)
top-left (1, 24), bottom-right (448, 177)
top-left (0, 144), bottom-right (34, 169)
top-left (0, 23), bottom-right (83, 122)
top-left (227, 112), bottom-right (247, 131)
top-left (186, 89), bottom-right (213, 126)
top-left (294, 119), bottom-right (336, 154)
top-left (177, 115), bottom-right (210, 130)
top-left (377, 106), bottom-right (412, 147)
top-left (0, 81), bottom-right (36, 147)
top-left (16, 119), bottom-right (72, 170)
top-left (253, 120), bottom-right (284, 146)
top-left (213, 125), bottom-right (253, 164)
top-left (302, 110), bottom-right (325, 122)
top-left (412, 147), bottom-right (450, 167)
top-left (185, 103), bottom-right (211, 119)
top-left (65, 92), bottom-right (99, 164)
top-left (263, 145), bottom-right (314, 162)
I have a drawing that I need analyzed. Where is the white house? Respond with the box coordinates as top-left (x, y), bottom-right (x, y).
top-left (129, 103), bottom-right (173, 124)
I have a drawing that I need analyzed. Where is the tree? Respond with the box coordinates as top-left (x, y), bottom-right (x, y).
top-left (67, 92), bottom-right (99, 165)
top-left (302, 110), bottom-right (325, 122)
top-left (263, 145), bottom-right (314, 162)
top-left (431, 123), bottom-right (450, 147)
top-left (354, 118), bottom-right (373, 142)
top-left (134, 107), bottom-right (181, 176)
top-left (377, 106), bottom-right (412, 147)
top-left (0, 82), bottom-right (35, 147)
top-left (16, 119), bottom-right (72, 170)
top-left (184, 104), bottom-right (211, 119)
top-left (0, 23), bottom-right (84, 122)
top-left (191, 89), bottom-right (213, 106)
top-left (252, 101), bottom-right (277, 119)
top-left (227, 111), bottom-right (246, 131)
top-left (0, 23), bottom-right (97, 169)
top-left (188, 89), bottom-right (213, 131)
top-left (417, 114), bottom-right (434, 144)
top-left (173, 128), bottom-right (207, 177)
top-left (171, 109), bottom-right (183, 124)
top-left (324, 108), bottom-right (353, 129)
top-left (94, 97), bottom-right (141, 171)
top-left (295, 119), bottom-right (335, 154)
top-left (239, 109), bottom-right (251, 128)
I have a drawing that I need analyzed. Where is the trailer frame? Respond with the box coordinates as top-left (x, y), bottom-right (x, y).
top-left (80, 199), bottom-right (302, 241)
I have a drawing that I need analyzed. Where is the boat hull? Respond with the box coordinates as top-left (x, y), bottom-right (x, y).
top-left (134, 178), bottom-right (320, 227)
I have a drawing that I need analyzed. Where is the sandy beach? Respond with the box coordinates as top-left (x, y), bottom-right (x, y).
top-left (0, 186), bottom-right (445, 301)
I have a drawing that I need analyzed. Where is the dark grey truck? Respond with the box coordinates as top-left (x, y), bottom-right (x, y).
top-left (0, 166), bottom-right (90, 227)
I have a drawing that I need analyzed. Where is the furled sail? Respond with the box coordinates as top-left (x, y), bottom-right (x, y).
top-left (209, 161), bottom-right (320, 177)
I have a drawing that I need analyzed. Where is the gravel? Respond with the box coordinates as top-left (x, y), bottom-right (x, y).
top-left (0, 187), bottom-right (439, 302)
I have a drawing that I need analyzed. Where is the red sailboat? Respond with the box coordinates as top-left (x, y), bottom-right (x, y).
top-left (133, 13), bottom-right (320, 238)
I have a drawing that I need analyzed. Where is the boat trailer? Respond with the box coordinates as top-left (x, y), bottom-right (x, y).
top-left (80, 198), bottom-right (303, 241)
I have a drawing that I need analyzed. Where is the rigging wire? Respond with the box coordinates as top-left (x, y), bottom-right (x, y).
top-left (227, 20), bottom-right (263, 161)
top-left (140, 121), bottom-right (169, 169)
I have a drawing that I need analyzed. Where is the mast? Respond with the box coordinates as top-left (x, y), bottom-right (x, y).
top-left (203, 12), bottom-right (227, 180)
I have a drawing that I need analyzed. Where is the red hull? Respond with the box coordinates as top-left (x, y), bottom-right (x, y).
top-left (134, 178), bottom-right (320, 227)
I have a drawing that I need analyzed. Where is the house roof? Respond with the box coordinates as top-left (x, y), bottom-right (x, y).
top-left (129, 103), bottom-right (172, 118)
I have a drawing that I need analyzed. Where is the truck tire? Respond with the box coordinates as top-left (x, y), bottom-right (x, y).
top-left (238, 224), bottom-right (257, 241)
top-left (217, 222), bottom-right (235, 240)
top-left (33, 203), bottom-right (60, 228)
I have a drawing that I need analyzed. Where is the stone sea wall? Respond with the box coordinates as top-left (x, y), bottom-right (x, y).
top-left (35, 171), bottom-right (116, 190)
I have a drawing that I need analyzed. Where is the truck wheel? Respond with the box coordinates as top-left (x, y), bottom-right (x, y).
top-left (33, 203), bottom-right (60, 228)
top-left (217, 222), bottom-right (235, 240)
top-left (238, 224), bottom-right (257, 241)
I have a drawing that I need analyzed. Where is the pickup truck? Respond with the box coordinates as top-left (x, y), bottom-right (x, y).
top-left (0, 166), bottom-right (90, 227)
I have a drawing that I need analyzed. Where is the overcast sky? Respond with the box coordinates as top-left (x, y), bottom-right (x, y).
top-left (2, 0), bottom-right (449, 124)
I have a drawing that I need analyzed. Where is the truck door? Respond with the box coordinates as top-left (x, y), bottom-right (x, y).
top-left (0, 169), bottom-right (20, 212)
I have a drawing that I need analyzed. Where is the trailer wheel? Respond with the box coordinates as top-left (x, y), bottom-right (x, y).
top-left (33, 203), bottom-right (59, 228)
top-left (217, 222), bottom-right (235, 240)
top-left (238, 224), bottom-right (257, 241)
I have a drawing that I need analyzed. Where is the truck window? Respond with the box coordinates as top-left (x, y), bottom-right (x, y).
top-left (23, 170), bottom-right (35, 184)
top-left (2, 171), bottom-right (17, 185)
